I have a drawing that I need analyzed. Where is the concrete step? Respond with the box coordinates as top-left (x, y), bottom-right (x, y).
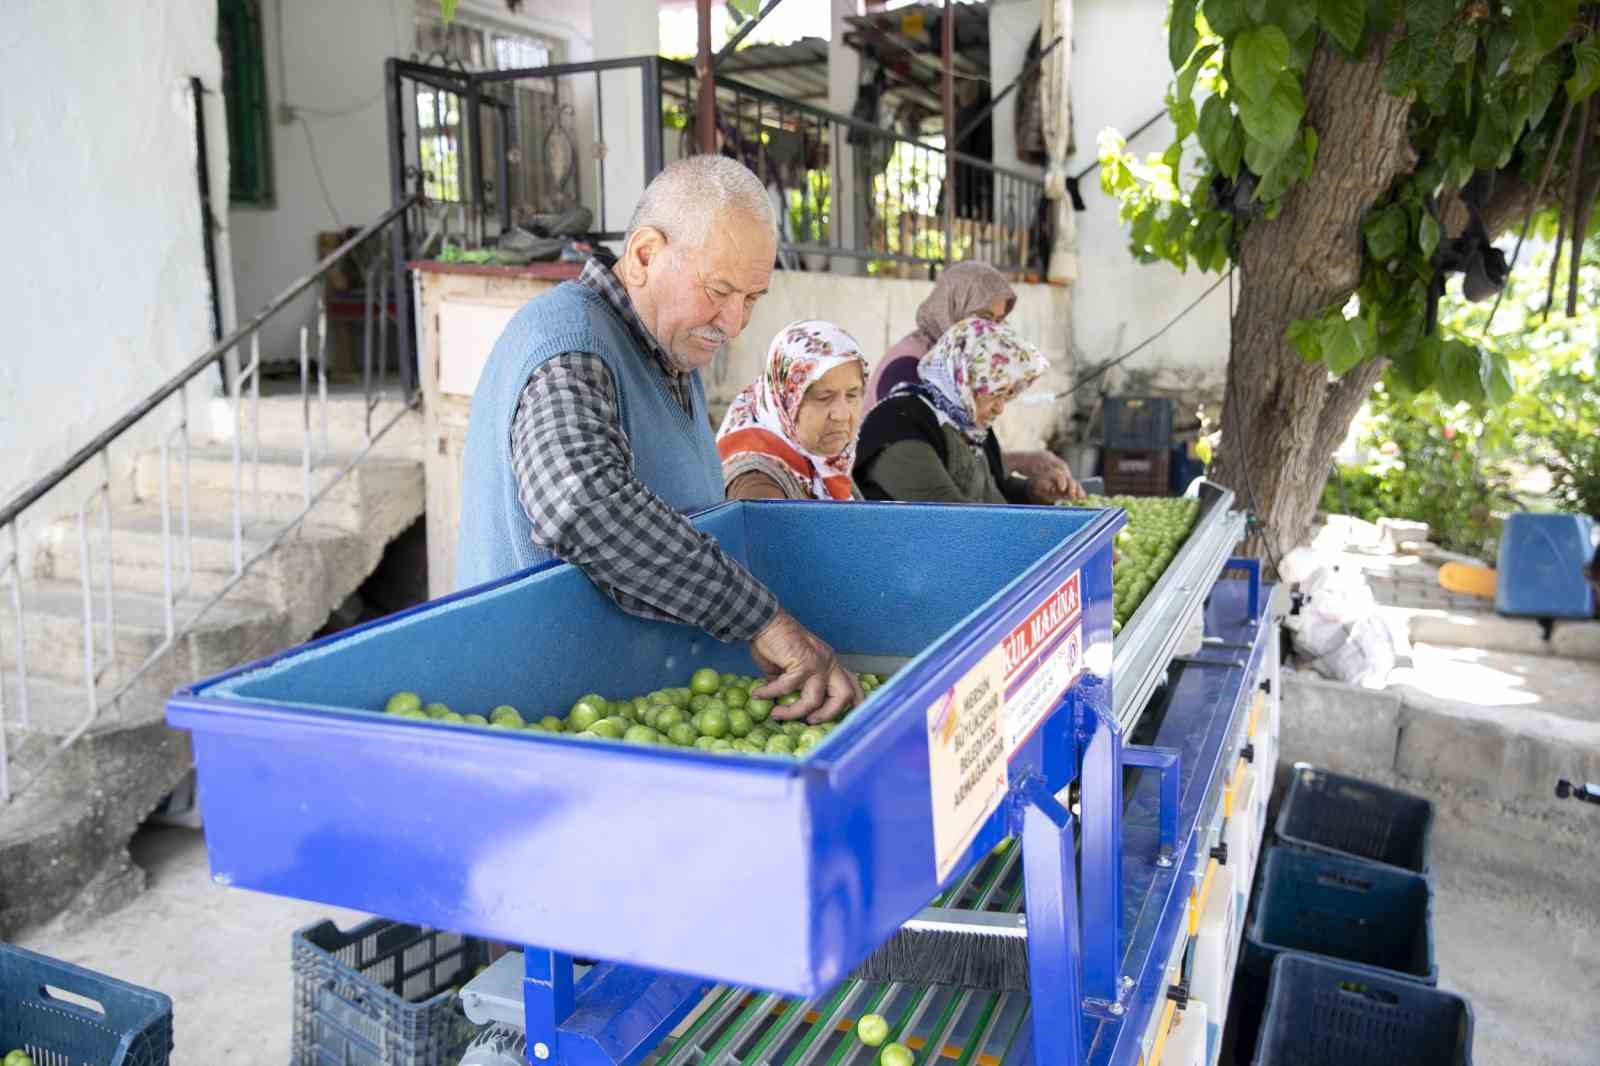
top-left (0, 711), bottom-right (191, 938)
top-left (202, 392), bottom-right (422, 461)
top-left (1281, 650), bottom-right (1600, 809)
top-left (0, 578), bottom-right (291, 701)
top-left (34, 504), bottom-right (366, 616)
top-left (1403, 607), bottom-right (1600, 662)
top-left (1, 674), bottom-right (135, 741)
top-left (131, 446), bottom-right (423, 535)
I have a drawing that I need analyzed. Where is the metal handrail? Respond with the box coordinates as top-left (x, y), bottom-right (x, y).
top-left (1, 197), bottom-right (420, 804)
top-left (0, 195), bottom-right (417, 530)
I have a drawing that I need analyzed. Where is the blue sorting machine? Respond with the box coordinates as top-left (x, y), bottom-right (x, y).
top-left (168, 491), bottom-right (1277, 1066)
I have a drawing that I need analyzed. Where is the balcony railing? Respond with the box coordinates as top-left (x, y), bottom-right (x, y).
top-left (383, 55), bottom-right (1049, 279)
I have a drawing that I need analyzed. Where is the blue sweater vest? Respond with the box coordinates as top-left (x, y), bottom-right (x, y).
top-left (456, 281), bottom-right (725, 590)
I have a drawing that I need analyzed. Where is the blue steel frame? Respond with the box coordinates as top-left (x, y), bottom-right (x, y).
top-left (169, 500), bottom-right (1269, 1065)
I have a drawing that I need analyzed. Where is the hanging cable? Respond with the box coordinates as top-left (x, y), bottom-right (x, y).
top-left (1063, 270), bottom-right (1233, 399)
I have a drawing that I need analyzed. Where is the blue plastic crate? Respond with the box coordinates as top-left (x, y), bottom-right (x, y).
top-left (0, 944), bottom-right (173, 1066)
top-left (1495, 512), bottom-right (1595, 619)
top-left (1245, 846), bottom-right (1436, 985)
top-left (169, 501), bottom-right (1120, 996)
top-left (1253, 953), bottom-right (1473, 1066)
top-left (292, 918), bottom-right (489, 1066)
top-left (1103, 395), bottom-right (1175, 450)
top-left (1276, 765), bottom-right (1433, 874)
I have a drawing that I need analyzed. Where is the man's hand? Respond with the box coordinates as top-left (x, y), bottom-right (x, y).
top-left (750, 609), bottom-right (863, 723)
top-left (1009, 450), bottom-right (1084, 501)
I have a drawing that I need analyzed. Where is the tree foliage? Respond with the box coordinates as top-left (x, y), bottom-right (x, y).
top-left (1325, 245), bottom-right (1600, 559)
top-left (1100, 0), bottom-right (1597, 409)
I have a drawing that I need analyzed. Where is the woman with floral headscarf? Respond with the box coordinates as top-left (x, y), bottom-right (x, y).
top-left (717, 320), bottom-right (870, 500)
top-left (867, 262), bottom-right (1079, 495)
top-left (854, 317), bottom-right (1073, 505)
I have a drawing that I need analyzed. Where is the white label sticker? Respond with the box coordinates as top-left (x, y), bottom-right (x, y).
top-left (1000, 571), bottom-right (1086, 757)
top-left (926, 645), bottom-right (1009, 883)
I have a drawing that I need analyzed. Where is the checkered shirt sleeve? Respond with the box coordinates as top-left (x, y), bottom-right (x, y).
top-left (509, 353), bottom-right (778, 642)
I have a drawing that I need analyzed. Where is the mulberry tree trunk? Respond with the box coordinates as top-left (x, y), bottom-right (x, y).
top-left (1213, 32), bottom-right (1416, 566)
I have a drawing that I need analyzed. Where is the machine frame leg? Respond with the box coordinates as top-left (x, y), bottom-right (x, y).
top-left (1018, 776), bottom-right (1086, 1066)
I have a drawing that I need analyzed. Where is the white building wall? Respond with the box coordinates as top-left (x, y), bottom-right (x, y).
top-left (988, 0), bottom-right (1045, 184)
top-left (1067, 0), bottom-right (1231, 412)
top-left (1, 0), bottom-right (234, 517)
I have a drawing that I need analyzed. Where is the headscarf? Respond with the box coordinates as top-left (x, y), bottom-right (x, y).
top-left (717, 320), bottom-right (870, 500)
top-left (889, 316), bottom-right (1048, 446)
top-left (913, 262), bottom-right (1017, 345)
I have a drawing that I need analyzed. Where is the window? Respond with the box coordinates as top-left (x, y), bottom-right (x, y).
top-left (218, 0), bottom-right (274, 206)
top-left (411, 10), bottom-right (564, 204)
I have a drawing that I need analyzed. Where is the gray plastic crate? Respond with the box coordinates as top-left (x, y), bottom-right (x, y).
top-left (292, 918), bottom-right (490, 1066)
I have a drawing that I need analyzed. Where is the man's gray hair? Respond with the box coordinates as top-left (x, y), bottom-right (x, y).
top-left (626, 155), bottom-right (777, 249)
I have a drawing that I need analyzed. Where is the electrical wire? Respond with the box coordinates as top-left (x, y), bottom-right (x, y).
top-left (298, 116), bottom-right (344, 228)
top-left (1063, 269), bottom-right (1233, 400)
top-left (1224, 268), bottom-right (1286, 578)
top-left (1071, 109), bottom-right (1169, 183)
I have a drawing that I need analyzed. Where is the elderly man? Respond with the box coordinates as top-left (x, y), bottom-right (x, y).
top-left (458, 156), bottom-right (860, 720)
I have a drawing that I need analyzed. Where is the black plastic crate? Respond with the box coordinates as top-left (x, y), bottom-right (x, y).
top-left (1277, 765), bottom-right (1433, 873)
top-left (292, 918), bottom-right (491, 1066)
top-left (1103, 395), bottom-right (1175, 450)
top-left (0, 944), bottom-right (173, 1066)
top-left (1254, 953), bottom-right (1473, 1065)
top-left (1245, 846), bottom-right (1436, 985)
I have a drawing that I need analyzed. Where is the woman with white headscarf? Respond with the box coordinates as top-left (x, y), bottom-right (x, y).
top-left (855, 317), bottom-right (1072, 505)
top-left (717, 320), bottom-right (870, 500)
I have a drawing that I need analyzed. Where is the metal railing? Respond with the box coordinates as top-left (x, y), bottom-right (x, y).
top-left (384, 55), bottom-right (1048, 277)
top-left (0, 197), bottom-right (418, 804)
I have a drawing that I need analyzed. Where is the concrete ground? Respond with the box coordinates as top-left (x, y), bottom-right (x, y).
top-left (1429, 795), bottom-right (1600, 1066)
top-left (12, 781), bottom-right (1598, 1066)
top-left (16, 826), bottom-right (367, 1066)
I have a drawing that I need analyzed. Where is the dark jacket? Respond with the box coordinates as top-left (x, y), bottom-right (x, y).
top-left (853, 394), bottom-right (1030, 504)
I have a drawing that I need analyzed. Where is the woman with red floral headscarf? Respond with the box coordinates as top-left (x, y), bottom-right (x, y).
top-left (717, 320), bottom-right (870, 501)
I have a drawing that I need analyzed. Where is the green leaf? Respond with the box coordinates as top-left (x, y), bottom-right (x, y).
top-left (1177, 43), bottom-right (1220, 102)
top-left (1237, 74), bottom-right (1306, 149)
top-left (1405, 0), bottom-right (1458, 35)
top-left (1301, 126), bottom-right (1320, 178)
top-left (1484, 22), bottom-right (1517, 77)
top-left (1567, 38), bottom-right (1600, 103)
top-left (1482, 351), bottom-right (1516, 406)
top-left (1198, 95), bottom-right (1244, 178)
top-left (1288, 317), bottom-right (1325, 363)
top-left (1202, 0), bottom-right (1250, 37)
top-left (1390, 334), bottom-right (1439, 394)
top-left (1530, 61), bottom-right (1563, 128)
top-left (1323, 315), bottom-right (1376, 377)
top-left (1248, 0), bottom-right (1317, 40)
top-left (1419, 212), bottom-right (1441, 258)
top-left (727, 0), bottom-right (760, 17)
top-left (1363, 204), bottom-right (1409, 260)
top-left (439, 0), bottom-right (459, 22)
top-left (1505, 83), bottom-right (1533, 144)
top-left (1435, 339), bottom-right (1486, 404)
top-left (1469, 98), bottom-right (1512, 168)
top-left (1381, 34), bottom-right (1419, 95)
top-left (1169, 90), bottom-right (1200, 140)
top-left (1318, 0), bottom-right (1365, 53)
top-left (1230, 26), bottom-right (1293, 103)
top-left (1526, 0), bottom-right (1579, 54)
top-left (1170, 0), bottom-right (1201, 70)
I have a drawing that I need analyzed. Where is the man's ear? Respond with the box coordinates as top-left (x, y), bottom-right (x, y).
top-left (618, 226), bottom-right (666, 287)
